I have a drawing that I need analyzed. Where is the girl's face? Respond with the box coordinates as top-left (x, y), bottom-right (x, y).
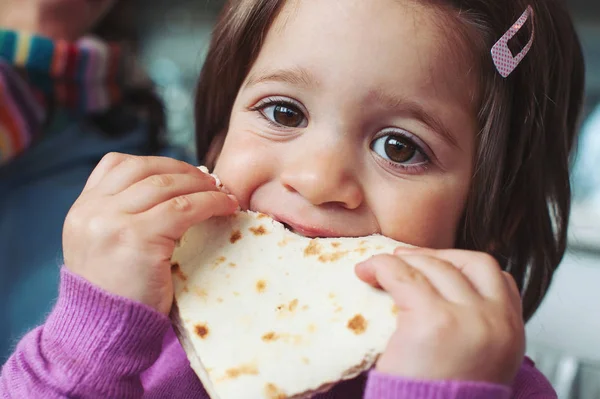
top-left (214, 0), bottom-right (478, 248)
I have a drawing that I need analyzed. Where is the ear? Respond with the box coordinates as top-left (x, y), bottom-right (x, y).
top-left (204, 130), bottom-right (227, 170)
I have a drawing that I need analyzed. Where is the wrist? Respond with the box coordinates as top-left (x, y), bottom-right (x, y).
top-left (366, 369), bottom-right (511, 399)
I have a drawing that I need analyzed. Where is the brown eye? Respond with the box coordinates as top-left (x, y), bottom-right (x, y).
top-left (383, 136), bottom-right (415, 162)
top-left (371, 134), bottom-right (426, 165)
top-left (262, 103), bottom-right (306, 128)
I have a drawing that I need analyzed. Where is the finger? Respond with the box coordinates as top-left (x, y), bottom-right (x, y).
top-left (96, 155), bottom-right (214, 195)
top-left (140, 191), bottom-right (239, 240)
top-left (356, 254), bottom-right (440, 310)
top-left (82, 152), bottom-right (129, 193)
top-left (394, 254), bottom-right (481, 303)
top-left (117, 173), bottom-right (223, 214)
top-left (395, 247), bottom-right (508, 302)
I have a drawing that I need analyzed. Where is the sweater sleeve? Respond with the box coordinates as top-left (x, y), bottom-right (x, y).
top-left (1, 268), bottom-right (171, 399)
top-left (364, 370), bottom-right (511, 399)
top-left (364, 356), bottom-right (557, 399)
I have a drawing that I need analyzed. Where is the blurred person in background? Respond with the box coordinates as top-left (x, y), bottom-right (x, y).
top-left (0, 0), bottom-right (175, 361)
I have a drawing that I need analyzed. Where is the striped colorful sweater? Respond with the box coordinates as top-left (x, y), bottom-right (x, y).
top-left (0, 29), bottom-right (129, 165)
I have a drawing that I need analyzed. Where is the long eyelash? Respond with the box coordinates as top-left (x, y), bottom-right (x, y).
top-left (249, 97), bottom-right (300, 111)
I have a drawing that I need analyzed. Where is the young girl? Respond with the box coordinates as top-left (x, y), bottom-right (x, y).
top-left (1, 0), bottom-right (584, 398)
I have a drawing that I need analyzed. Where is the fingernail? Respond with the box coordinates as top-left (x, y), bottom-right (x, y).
top-left (227, 194), bottom-right (238, 202)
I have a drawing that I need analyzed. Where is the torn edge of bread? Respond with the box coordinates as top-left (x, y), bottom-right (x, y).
top-left (170, 302), bottom-right (221, 399)
top-left (285, 354), bottom-right (377, 399)
top-left (198, 166), bottom-right (223, 190)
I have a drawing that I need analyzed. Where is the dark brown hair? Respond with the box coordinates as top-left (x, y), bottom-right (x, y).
top-left (194, 0), bottom-right (585, 320)
top-left (90, 0), bottom-right (166, 153)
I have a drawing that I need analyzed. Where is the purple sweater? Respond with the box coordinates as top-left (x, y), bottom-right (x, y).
top-left (2, 269), bottom-right (556, 398)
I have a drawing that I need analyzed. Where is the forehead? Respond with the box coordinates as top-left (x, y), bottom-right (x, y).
top-left (252, 0), bottom-right (478, 116)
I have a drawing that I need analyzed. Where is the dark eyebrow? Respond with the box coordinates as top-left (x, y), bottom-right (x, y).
top-left (370, 90), bottom-right (460, 149)
top-left (244, 67), bottom-right (317, 89)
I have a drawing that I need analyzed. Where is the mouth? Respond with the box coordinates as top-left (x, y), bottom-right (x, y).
top-left (271, 215), bottom-right (342, 239)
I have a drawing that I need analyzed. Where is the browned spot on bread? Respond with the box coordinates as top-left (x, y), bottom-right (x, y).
top-left (225, 363), bottom-right (259, 379)
top-left (328, 293), bottom-right (336, 299)
top-left (347, 314), bottom-right (368, 335)
top-left (215, 256), bottom-right (226, 265)
top-left (335, 306), bottom-right (343, 313)
top-left (193, 287), bottom-right (208, 298)
top-left (195, 324), bottom-right (209, 339)
top-left (308, 324), bottom-right (317, 333)
top-left (256, 280), bottom-right (267, 293)
top-left (302, 305), bottom-right (309, 311)
top-left (288, 299), bottom-right (299, 312)
top-left (304, 240), bottom-right (321, 256)
top-left (257, 213), bottom-right (269, 219)
top-left (277, 238), bottom-right (289, 248)
top-left (354, 247), bottom-right (367, 256)
top-left (359, 240), bottom-right (367, 246)
top-left (262, 331), bottom-right (279, 342)
top-left (302, 357), bottom-right (310, 365)
top-left (319, 250), bottom-right (349, 262)
top-left (230, 230), bottom-right (242, 243)
top-left (265, 383), bottom-right (287, 399)
top-left (392, 305), bottom-right (399, 315)
top-left (331, 242), bottom-right (341, 248)
top-left (171, 263), bottom-right (187, 281)
top-left (276, 304), bottom-right (284, 311)
top-left (183, 286), bottom-right (189, 293)
top-left (217, 297), bottom-right (224, 303)
top-left (228, 262), bottom-right (237, 268)
top-left (250, 225), bottom-right (268, 236)
top-left (376, 245), bottom-right (384, 250)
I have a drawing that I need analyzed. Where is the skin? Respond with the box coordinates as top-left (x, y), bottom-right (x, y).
top-left (0, 0), bottom-right (117, 41)
top-left (63, 0), bottom-right (525, 386)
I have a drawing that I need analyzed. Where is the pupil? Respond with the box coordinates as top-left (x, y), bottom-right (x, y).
top-left (385, 136), bottom-right (416, 162)
top-left (274, 105), bottom-right (301, 127)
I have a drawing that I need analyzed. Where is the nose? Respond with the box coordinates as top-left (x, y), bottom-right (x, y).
top-left (279, 139), bottom-right (364, 209)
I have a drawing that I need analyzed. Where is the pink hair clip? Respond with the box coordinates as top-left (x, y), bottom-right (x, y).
top-left (491, 6), bottom-right (535, 78)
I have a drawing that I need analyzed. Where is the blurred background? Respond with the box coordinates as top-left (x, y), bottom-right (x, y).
top-left (138, 1), bottom-right (599, 398)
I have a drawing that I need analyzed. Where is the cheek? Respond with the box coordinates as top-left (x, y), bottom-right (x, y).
top-left (212, 127), bottom-right (277, 208)
top-left (375, 181), bottom-right (469, 248)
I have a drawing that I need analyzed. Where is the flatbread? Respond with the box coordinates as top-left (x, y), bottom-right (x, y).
top-left (171, 211), bottom-right (405, 399)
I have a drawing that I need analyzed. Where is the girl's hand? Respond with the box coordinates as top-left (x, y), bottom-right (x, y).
top-left (62, 153), bottom-right (238, 315)
top-left (355, 248), bottom-right (525, 385)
